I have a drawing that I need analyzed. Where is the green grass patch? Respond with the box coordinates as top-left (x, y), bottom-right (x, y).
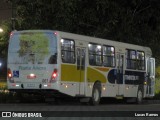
top-left (154, 77), bottom-right (160, 99)
top-left (155, 78), bottom-right (160, 94)
top-left (0, 81), bottom-right (7, 90)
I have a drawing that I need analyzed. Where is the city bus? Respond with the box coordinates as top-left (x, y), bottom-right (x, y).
top-left (7, 30), bottom-right (155, 105)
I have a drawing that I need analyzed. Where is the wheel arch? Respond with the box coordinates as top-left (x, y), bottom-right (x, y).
top-left (93, 80), bottom-right (102, 88)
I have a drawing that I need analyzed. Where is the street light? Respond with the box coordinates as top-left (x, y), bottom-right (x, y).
top-left (0, 28), bottom-right (3, 33)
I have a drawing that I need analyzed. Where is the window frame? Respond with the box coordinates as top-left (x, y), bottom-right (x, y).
top-left (126, 49), bottom-right (137, 70)
top-left (88, 42), bottom-right (102, 66)
top-left (61, 38), bottom-right (75, 64)
top-left (126, 49), bottom-right (145, 70)
top-left (102, 45), bottom-right (115, 67)
top-left (137, 50), bottom-right (145, 70)
top-left (88, 42), bottom-right (115, 67)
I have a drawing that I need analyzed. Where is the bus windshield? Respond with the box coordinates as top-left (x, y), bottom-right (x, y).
top-left (8, 31), bottom-right (57, 64)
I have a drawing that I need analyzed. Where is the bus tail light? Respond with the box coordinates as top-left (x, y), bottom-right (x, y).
top-left (50, 69), bottom-right (58, 83)
top-left (10, 32), bottom-right (14, 38)
top-left (8, 69), bottom-right (12, 78)
top-left (52, 69), bottom-right (57, 79)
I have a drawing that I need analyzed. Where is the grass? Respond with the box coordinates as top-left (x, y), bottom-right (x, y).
top-left (155, 78), bottom-right (160, 94)
top-left (0, 81), bottom-right (10, 103)
top-left (0, 81), bottom-right (7, 90)
top-left (154, 77), bottom-right (160, 99)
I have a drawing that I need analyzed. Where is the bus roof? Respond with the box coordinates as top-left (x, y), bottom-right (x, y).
top-left (11, 30), bottom-right (152, 54)
top-left (57, 31), bottom-right (152, 53)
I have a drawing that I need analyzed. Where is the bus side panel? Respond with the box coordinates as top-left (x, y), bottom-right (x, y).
top-left (124, 70), bottom-right (146, 97)
top-left (60, 64), bottom-right (79, 96)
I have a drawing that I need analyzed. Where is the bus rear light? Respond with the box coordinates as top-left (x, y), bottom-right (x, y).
top-left (54, 32), bottom-right (57, 35)
top-left (8, 69), bottom-right (12, 78)
top-left (52, 72), bottom-right (57, 78)
top-left (10, 32), bottom-right (14, 37)
top-left (50, 69), bottom-right (58, 83)
top-left (52, 69), bottom-right (57, 79)
top-left (8, 73), bottom-right (12, 78)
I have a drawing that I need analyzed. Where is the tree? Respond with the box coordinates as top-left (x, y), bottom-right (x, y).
top-left (0, 20), bottom-right (12, 57)
top-left (6, 0), bottom-right (160, 64)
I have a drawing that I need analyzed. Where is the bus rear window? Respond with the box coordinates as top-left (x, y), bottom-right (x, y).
top-left (8, 32), bottom-right (57, 64)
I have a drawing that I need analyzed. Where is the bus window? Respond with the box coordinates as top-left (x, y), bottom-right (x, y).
top-left (88, 43), bottom-right (102, 66)
top-left (103, 45), bottom-right (115, 67)
top-left (126, 49), bottom-right (137, 69)
top-left (61, 39), bottom-right (75, 64)
top-left (8, 32), bottom-right (57, 64)
top-left (48, 53), bottom-right (57, 64)
top-left (137, 51), bottom-right (145, 70)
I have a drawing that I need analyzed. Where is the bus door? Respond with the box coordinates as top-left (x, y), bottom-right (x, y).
top-left (116, 53), bottom-right (125, 96)
top-left (146, 58), bottom-right (155, 97)
top-left (76, 47), bottom-right (86, 95)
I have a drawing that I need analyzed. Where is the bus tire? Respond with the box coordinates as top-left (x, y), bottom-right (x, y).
top-left (90, 82), bottom-right (101, 105)
top-left (136, 89), bottom-right (143, 104)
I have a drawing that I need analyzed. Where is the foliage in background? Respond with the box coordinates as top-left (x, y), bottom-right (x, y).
top-left (154, 77), bottom-right (160, 99)
top-left (155, 66), bottom-right (160, 99)
top-left (156, 66), bottom-right (160, 78)
top-left (0, 20), bottom-right (12, 57)
top-left (6, 0), bottom-right (160, 64)
top-left (1, 0), bottom-right (160, 102)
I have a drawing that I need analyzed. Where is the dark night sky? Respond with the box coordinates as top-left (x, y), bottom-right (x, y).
top-left (0, 0), bottom-right (12, 22)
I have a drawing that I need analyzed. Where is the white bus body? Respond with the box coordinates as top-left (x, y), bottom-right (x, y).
top-left (7, 30), bottom-right (155, 105)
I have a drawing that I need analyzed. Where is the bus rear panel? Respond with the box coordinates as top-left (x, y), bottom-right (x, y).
top-left (7, 30), bottom-right (59, 93)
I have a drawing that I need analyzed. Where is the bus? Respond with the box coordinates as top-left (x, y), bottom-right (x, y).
top-left (7, 30), bottom-right (155, 105)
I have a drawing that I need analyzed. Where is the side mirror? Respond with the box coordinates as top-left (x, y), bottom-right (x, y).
top-left (150, 76), bottom-right (155, 80)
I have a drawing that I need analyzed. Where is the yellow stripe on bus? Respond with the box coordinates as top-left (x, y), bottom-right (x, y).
top-left (87, 67), bottom-right (107, 83)
top-left (61, 64), bottom-right (80, 82)
top-left (94, 67), bottom-right (110, 72)
top-left (61, 64), bottom-right (107, 83)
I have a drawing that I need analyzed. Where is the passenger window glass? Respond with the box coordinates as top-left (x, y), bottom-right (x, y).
top-left (88, 43), bottom-right (102, 66)
top-left (103, 46), bottom-right (115, 67)
top-left (126, 50), bottom-right (145, 70)
top-left (137, 51), bottom-right (145, 70)
top-left (61, 39), bottom-right (75, 63)
top-left (126, 50), bottom-right (137, 69)
top-left (88, 43), bottom-right (115, 67)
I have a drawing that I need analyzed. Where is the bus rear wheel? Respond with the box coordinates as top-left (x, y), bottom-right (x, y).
top-left (90, 82), bottom-right (101, 105)
top-left (136, 89), bottom-right (143, 104)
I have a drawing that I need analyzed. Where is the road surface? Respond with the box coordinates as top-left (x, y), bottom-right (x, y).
top-left (0, 98), bottom-right (160, 120)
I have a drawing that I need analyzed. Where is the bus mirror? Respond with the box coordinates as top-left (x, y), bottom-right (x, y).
top-left (150, 76), bottom-right (155, 80)
top-left (149, 58), bottom-right (155, 77)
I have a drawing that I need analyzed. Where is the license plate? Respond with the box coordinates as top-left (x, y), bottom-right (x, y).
top-left (27, 83), bottom-right (35, 88)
